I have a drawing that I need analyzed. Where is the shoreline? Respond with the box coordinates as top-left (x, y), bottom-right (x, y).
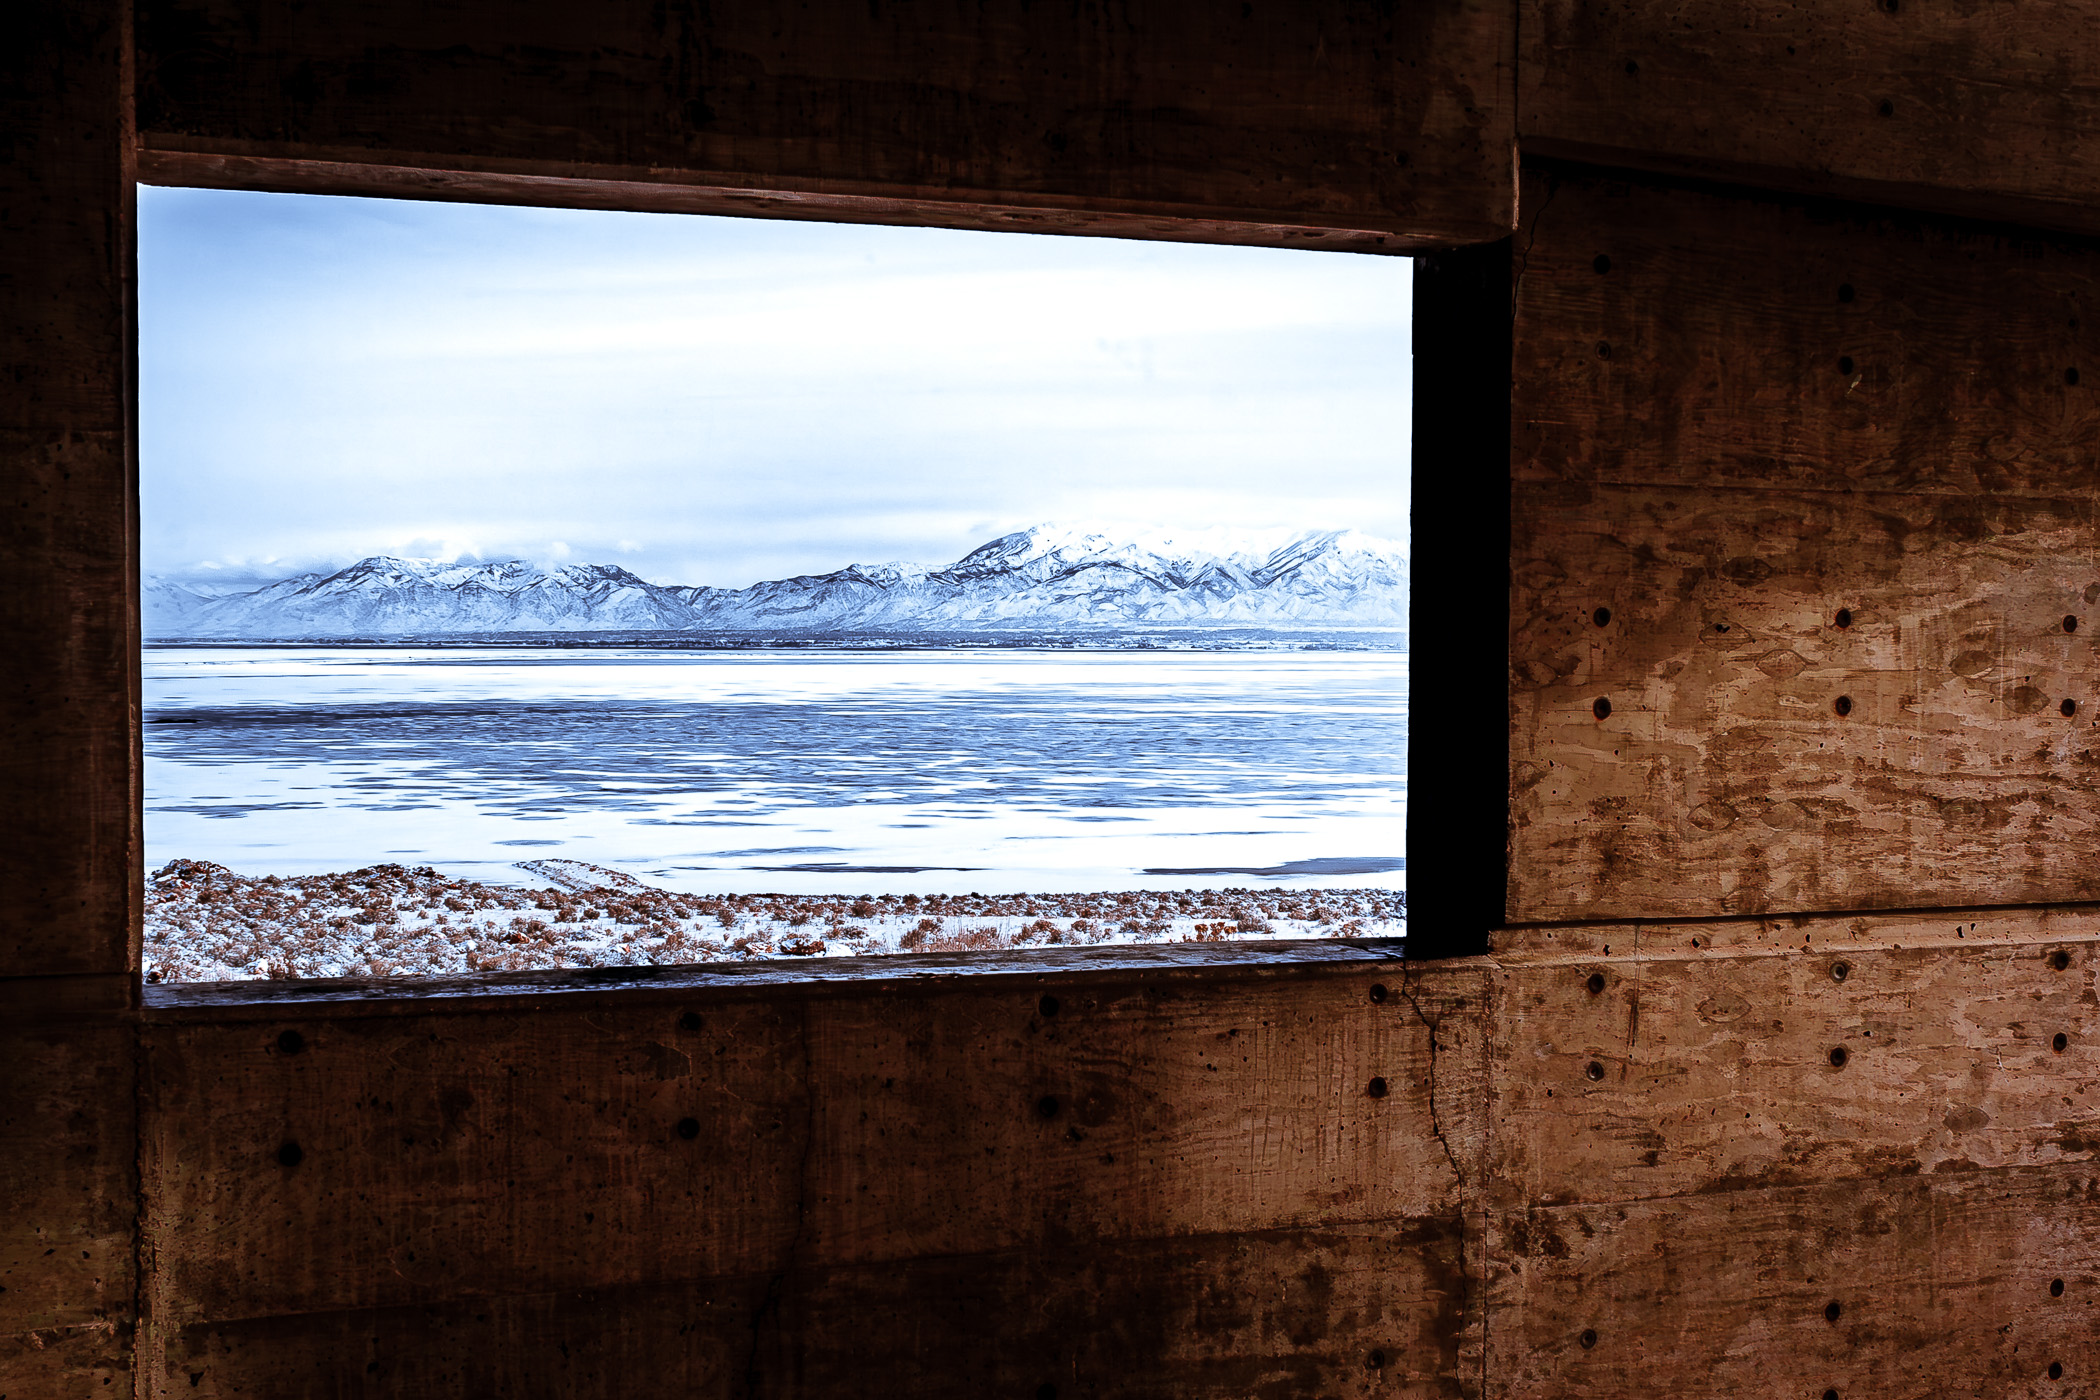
top-left (145, 858), bottom-right (1406, 983)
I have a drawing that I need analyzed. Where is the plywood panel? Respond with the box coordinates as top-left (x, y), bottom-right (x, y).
top-left (1509, 168), bottom-right (2100, 921)
top-left (1488, 1166), bottom-right (2100, 1400)
top-left (156, 1226), bottom-right (1464, 1399)
top-left (134, 0), bottom-right (1515, 250)
top-left (1488, 942), bottom-right (2098, 1208)
top-left (0, 1), bottom-right (138, 979)
top-left (1521, 0), bottom-right (2100, 237)
top-left (1513, 168), bottom-right (2100, 499)
top-left (0, 998), bottom-right (136, 1398)
top-left (141, 962), bottom-right (1489, 1393)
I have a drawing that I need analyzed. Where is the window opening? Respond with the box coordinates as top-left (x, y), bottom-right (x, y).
top-left (139, 189), bottom-right (1409, 982)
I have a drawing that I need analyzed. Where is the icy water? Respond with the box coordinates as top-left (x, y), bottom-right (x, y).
top-left (144, 646), bottom-right (1406, 895)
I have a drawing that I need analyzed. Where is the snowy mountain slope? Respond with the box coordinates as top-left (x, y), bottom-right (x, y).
top-left (145, 525), bottom-right (1408, 638)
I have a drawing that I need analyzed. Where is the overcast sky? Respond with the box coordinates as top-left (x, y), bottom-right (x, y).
top-left (140, 188), bottom-right (1411, 589)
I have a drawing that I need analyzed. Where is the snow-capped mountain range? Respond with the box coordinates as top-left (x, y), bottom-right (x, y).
top-left (145, 524), bottom-right (1408, 638)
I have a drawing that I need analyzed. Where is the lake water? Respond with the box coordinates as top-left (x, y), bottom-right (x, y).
top-left (144, 646), bottom-right (1406, 896)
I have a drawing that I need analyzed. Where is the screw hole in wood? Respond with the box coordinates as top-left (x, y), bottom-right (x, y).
top-left (1834, 695), bottom-right (1853, 717)
top-left (1593, 697), bottom-right (1612, 720)
top-left (1829, 1046), bottom-right (1849, 1068)
top-left (1831, 961), bottom-right (1850, 983)
top-left (276, 1029), bottom-right (305, 1055)
top-left (1585, 1060), bottom-right (1605, 1081)
top-left (1587, 972), bottom-right (1606, 995)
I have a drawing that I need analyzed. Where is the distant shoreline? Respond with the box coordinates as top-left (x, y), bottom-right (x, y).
top-left (143, 628), bottom-right (1408, 652)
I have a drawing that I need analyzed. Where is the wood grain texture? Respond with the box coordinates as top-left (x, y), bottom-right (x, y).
top-left (1487, 1166), bottom-right (2100, 1400)
top-left (140, 937), bottom-right (1403, 1019)
top-left (1510, 168), bottom-right (2100, 922)
top-left (0, 3), bottom-right (139, 980)
top-left (1488, 942), bottom-right (2098, 1208)
top-left (0, 1004), bottom-right (136, 1396)
top-left (132, 0), bottom-right (1514, 250)
top-left (1513, 168), bottom-right (2100, 499)
top-left (154, 1227), bottom-right (1462, 1399)
top-left (1483, 932), bottom-right (2100, 1397)
top-left (139, 962), bottom-right (1489, 1396)
top-left (1521, 0), bottom-right (2100, 237)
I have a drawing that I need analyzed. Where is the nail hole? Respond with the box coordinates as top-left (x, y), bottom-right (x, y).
top-left (1593, 254), bottom-right (1612, 274)
top-left (678, 1011), bottom-right (702, 1032)
top-left (1037, 1385), bottom-right (1058, 1400)
top-left (1587, 972), bottom-right (1607, 995)
top-left (1367, 1076), bottom-right (1389, 1098)
top-left (1832, 961), bottom-right (1851, 983)
top-left (2055, 1033), bottom-right (2069, 1053)
top-left (1825, 1390), bottom-right (1840, 1400)
top-left (2052, 1278), bottom-right (2066, 1297)
top-left (1881, 0), bottom-right (1898, 12)
top-left (1367, 1349), bottom-right (1387, 1370)
top-left (1579, 1328), bottom-right (1598, 1349)
top-left (276, 1029), bottom-right (305, 1055)
top-left (1596, 341), bottom-right (1612, 359)
top-left (1834, 695), bottom-right (1853, 717)
top-left (1593, 606), bottom-right (1612, 627)
top-left (2050, 1362), bottom-right (2064, 1380)
top-left (1038, 994), bottom-right (1060, 1017)
top-left (277, 1142), bottom-right (303, 1168)
top-left (1368, 983), bottom-right (1388, 1004)
top-left (1830, 1046), bottom-right (1850, 1068)
top-left (676, 1117), bottom-right (700, 1140)
top-left (1825, 1300), bottom-right (1842, 1323)
top-left (2051, 950), bottom-right (2071, 971)
top-left (1878, 98), bottom-right (1895, 117)
top-left (1838, 355), bottom-right (1856, 375)
top-left (1837, 283), bottom-right (1856, 303)
top-left (1586, 1060), bottom-right (1606, 1081)
top-left (2065, 699), bottom-right (2078, 718)
top-left (2066, 615), bottom-right (2080, 633)
top-left (1593, 697), bottom-right (1612, 720)
top-left (1624, 59), bottom-right (1639, 76)
top-left (1036, 1094), bottom-right (1060, 1119)
top-left (1835, 608), bottom-right (1852, 628)
top-left (2069, 367), bottom-right (2082, 386)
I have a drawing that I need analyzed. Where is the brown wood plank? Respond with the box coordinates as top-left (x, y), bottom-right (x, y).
top-left (1488, 942), bottom-right (2098, 1209)
top-left (0, 1004), bottom-right (136, 1395)
top-left (1521, 0), bottom-right (2100, 237)
top-left (140, 937), bottom-right (1404, 1019)
top-left (1513, 167), bottom-right (2100, 500)
top-left (132, 0), bottom-right (1514, 249)
top-left (155, 1225), bottom-right (1466, 1399)
top-left (1486, 1165), bottom-right (2100, 1400)
top-left (1492, 902), bottom-right (2100, 963)
top-left (1510, 479), bottom-right (2100, 921)
top-left (141, 965), bottom-right (1488, 1360)
top-left (1509, 167), bottom-right (2100, 922)
top-left (1, 2), bottom-right (139, 980)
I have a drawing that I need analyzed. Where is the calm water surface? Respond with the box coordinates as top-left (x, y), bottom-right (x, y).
top-left (144, 646), bottom-right (1406, 894)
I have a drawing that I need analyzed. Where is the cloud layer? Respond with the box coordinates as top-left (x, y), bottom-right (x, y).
top-left (141, 188), bottom-right (1411, 589)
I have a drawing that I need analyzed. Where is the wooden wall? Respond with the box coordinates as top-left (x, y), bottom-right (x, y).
top-left (6, 0), bottom-right (2100, 1395)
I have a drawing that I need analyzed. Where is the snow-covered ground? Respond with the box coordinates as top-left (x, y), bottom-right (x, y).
top-left (143, 858), bottom-right (1405, 982)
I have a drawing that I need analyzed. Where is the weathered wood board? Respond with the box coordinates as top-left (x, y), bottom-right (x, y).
top-left (157, 1227), bottom-right (1461, 1399)
top-left (0, 995), bottom-right (137, 1398)
top-left (134, 0), bottom-right (1515, 251)
top-left (1521, 0), bottom-right (2100, 238)
top-left (1488, 939), bottom-right (2099, 1207)
top-left (1510, 168), bottom-right (2100, 922)
top-left (1487, 1166), bottom-right (2100, 1400)
top-left (1485, 920), bottom-right (2100, 1397)
top-left (140, 961), bottom-right (1489, 1396)
top-left (1, 2), bottom-right (139, 981)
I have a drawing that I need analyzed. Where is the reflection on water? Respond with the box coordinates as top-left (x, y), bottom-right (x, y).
top-left (145, 646), bottom-right (1406, 894)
